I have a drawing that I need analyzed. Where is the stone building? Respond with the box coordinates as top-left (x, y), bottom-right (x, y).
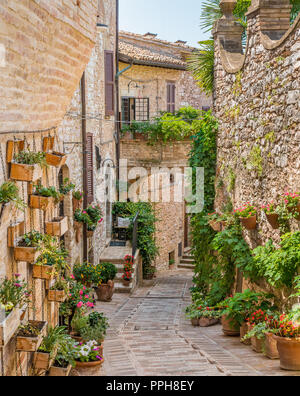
top-left (213, 1), bottom-right (300, 266)
top-left (118, 32), bottom-right (212, 270)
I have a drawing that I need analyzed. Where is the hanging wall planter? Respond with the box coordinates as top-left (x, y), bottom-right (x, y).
top-left (0, 307), bottom-right (22, 346)
top-left (209, 220), bottom-right (223, 232)
top-left (48, 289), bottom-right (67, 303)
top-left (16, 320), bottom-right (47, 352)
top-left (266, 213), bottom-right (280, 229)
top-left (48, 363), bottom-right (72, 376)
top-left (240, 215), bottom-right (257, 230)
top-left (14, 246), bottom-right (40, 263)
top-left (10, 162), bottom-right (43, 182)
top-left (45, 152), bottom-right (67, 168)
top-left (45, 217), bottom-right (68, 237)
top-left (32, 265), bottom-right (55, 280)
top-left (34, 348), bottom-right (57, 371)
top-left (74, 221), bottom-right (82, 243)
top-left (72, 197), bottom-right (83, 214)
top-left (29, 195), bottom-right (54, 211)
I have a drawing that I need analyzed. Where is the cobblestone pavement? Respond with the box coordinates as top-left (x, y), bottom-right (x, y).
top-left (85, 270), bottom-right (300, 377)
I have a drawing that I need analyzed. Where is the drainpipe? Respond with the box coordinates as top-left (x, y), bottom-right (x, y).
top-left (115, 0), bottom-right (120, 198)
top-left (81, 71), bottom-right (88, 261)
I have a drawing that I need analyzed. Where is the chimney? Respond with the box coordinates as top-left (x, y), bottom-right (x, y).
top-left (144, 32), bottom-right (157, 39)
top-left (175, 40), bottom-right (187, 45)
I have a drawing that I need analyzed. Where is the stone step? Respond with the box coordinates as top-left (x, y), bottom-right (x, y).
top-left (180, 258), bottom-right (195, 264)
top-left (114, 281), bottom-right (133, 293)
top-left (115, 263), bottom-right (137, 273)
top-left (182, 254), bottom-right (194, 260)
top-left (178, 263), bottom-right (195, 270)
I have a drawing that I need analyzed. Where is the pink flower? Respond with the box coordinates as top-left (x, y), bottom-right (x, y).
top-left (70, 274), bottom-right (75, 279)
top-left (79, 290), bottom-right (83, 295)
top-left (85, 294), bottom-right (89, 299)
top-left (96, 355), bottom-right (102, 360)
top-left (14, 273), bottom-right (21, 278)
top-left (14, 283), bottom-right (21, 288)
top-left (77, 301), bottom-right (83, 308)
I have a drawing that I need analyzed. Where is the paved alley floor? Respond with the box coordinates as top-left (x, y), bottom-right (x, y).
top-left (81, 270), bottom-right (300, 377)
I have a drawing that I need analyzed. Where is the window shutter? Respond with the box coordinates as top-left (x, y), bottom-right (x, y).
top-left (86, 133), bottom-right (94, 204)
top-left (167, 82), bottom-right (175, 113)
top-left (105, 51), bottom-right (114, 116)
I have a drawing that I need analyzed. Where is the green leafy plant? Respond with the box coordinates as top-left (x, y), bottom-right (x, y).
top-left (19, 230), bottom-right (52, 249)
top-left (14, 151), bottom-right (47, 167)
top-left (73, 262), bottom-right (97, 286)
top-left (95, 262), bottom-right (117, 285)
top-left (74, 340), bottom-right (103, 363)
top-left (59, 178), bottom-right (75, 195)
top-left (0, 275), bottom-right (31, 314)
top-left (33, 183), bottom-right (62, 203)
top-left (38, 326), bottom-right (69, 359)
top-left (74, 204), bottom-right (103, 231)
top-left (73, 190), bottom-right (84, 201)
top-left (50, 278), bottom-right (69, 293)
top-left (234, 203), bottom-right (257, 218)
top-left (0, 181), bottom-right (26, 210)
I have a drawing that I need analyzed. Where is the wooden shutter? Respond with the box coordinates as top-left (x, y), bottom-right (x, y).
top-left (105, 51), bottom-right (114, 116)
top-left (86, 133), bottom-right (94, 204)
top-left (167, 82), bottom-right (176, 113)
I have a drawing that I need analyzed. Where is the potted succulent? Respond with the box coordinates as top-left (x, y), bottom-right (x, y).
top-left (10, 151), bottom-right (46, 182)
top-left (30, 183), bottom-right (62, 211)
top-left (13, 230), bottom-right (45, 263)
top-left (34, 326), bottom-right (67, 370)
top-left (283, 192), bottom-right (300, 220)
top-left (74, 340), bottom-right (104, 369)
top-left (234, 203), bottom-right (257, 230)
top-left (16, 320), bottom-right (47, 352)
top-left (94, 262), bottom-right (117, 302)
top-left (0, 181), bottom-right (26, 212)
top-left (0, 275), bottom-right (31, 346)
top-left (262, 202), bottom-right (279, 229)
top-left (48, 278), bottom-right (69, 303)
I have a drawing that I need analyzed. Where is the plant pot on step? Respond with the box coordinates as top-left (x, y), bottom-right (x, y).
top-left (48, 363), bottom-right (72, 376)
top-left (273, 336), bottom-right (300, 370)
top-left (240, 322), bottom-right (251, 345)
top-left (0, 307), bottom-right (22, 346)
top-left (266, 213), bottom-right (280, 229)
top-left (10, 162), bottom-right (43, 182)
top-left (199, 317), bottom-right (219, 327)
top-left (251, 335), bottom-right (264, 353)
top-left (265, 333), bottom-right (279, 360)
top-left (30, 195), bottom-right (54, 211)
top-left (48, 289), bottom-right (67, 303)
top-left (32, 264), bottom-right (55, 280)
top-left (45, 217), bottom-right (68, 237)
top-left (240, 215), bottom-right (257, 230)
top-left (16, 320), bottom-right (47, 352)
top-left (122, 279), bottom-right (131, 287)
top-left (45, 152), bottom-right (67, 168)
top-left (95, 280), bottom-right (115, 302)
top-left (221, 315), bottom-right (240, 336)
top-left (14, 246), bottom-right (40, 263)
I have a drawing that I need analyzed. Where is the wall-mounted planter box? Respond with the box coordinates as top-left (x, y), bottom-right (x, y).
top-left (45, 152), bottom-right (67, 168)
top-left (34, 348), bottom-right (57, 371)
top-left (240, 215), bottom-right (257, 230)
top-left (209, 220), bottom-right (222, 232)
top-left (72, 198), bottom-right (83, 214)
top-left (266, 213), bottom-right (279, 229)
top-left (48, 289), bottom-right (67, 303)
top-left (0, 307), bottom-right (22, 346)
top-left (32, 265), bottom-right (55, 280)
top-left (6, 140), bottom-right (25, 163)
top-left (16, 320), bottom-right (47, 352)
top-left (45, 217), bottom-right (68, 237)
top-left (43, 137), bottom-right (55, 152)
top-left (48, 363), bottom-right (72, 376)
top-left (10, 162), bottom-right (43, 182)
top-left (14, 246), bottom-right (40, 263)
top-left (30, 195), bottom-right (54, 211)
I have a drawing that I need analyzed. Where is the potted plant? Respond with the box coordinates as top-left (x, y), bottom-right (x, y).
top-left (283, 192), bottom-right (300, 220)
top-left (143, 265), bottom-right (156, 280)
top-left (71, 311), bottom-right (108, 348)
top-left (16, 320), bottom-right (47, 352)
top-left (234, 203), bottom-right (257, 230)
top-left (59, 178), bottom-right (75, 196)
top-left (72, 190), bottom-right (84, 213)
top-left (262, 202), bottom-right (279, 229)
top-left (197, 306), bottom-right (222, 327)
top-left (185, 306), bottom-right (201, 326)
top-left (10, 151), bottom-right (46, 182)
top-left (273, 309), bottom-right (300, 370)
top-left (122, 255), bottom-right (133, 286)
top-left (0, 275), bottom-right (31, 345)
top-left (0, 181), bottom-right (26, 211)
top-left (30, 183), bottom-right (62, 211)
top-left (45, 151), bottom-right (67, 168)
top-left (74, 340), bottom-right (104, 369)
top-left (94, 262), bottom-right (117, 302)
top-left (13, 230), bottom-right (45, 263)
top-left (34, 326), bottom-right (67, 370)
top-left (45, 216), bottom-right (68, 237)
top-left (33, 243), bottom-right (68, 280)
top-left (73, 262), bottom-right (97, 288)
top-left (207, 212), bottom-right (223, 232)
top-left (48, 278), bottom-right (69, 303)
top-left (74, 204), bottom-right (103, 236)
top-left (48, 334), bottom-right (76, 376)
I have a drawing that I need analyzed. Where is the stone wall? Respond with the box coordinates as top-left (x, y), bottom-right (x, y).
top-left (120, 138), bottom-right (191, 270)
top-left (213, 2), bottom-right (300, 251)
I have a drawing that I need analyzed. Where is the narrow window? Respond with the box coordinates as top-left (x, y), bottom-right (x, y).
top-left (86, 133), bottom-right (94, 204)
top-left (167, 82), bottom-right (176, 113)
top-left (105, 51), bottom-right (114, 116)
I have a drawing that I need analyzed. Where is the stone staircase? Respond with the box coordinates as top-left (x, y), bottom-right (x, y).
top-left (178, 247), bottom-right (195, 270)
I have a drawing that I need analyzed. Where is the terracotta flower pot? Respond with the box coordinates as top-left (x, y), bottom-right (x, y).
top-left (95, 280), bottom-right (114, 302)
top-left (122, 279), bottom-right (131, 287)
top-left (191, 318), bottom-right (199, 327)
top-left (75, 357), bottom-right (104, 369)
top-left (266, 213), bottom-right (280, 229)
top-left (265, 333), bottom-right (279, 360)
top-left (240, 215), bottom-right (257, 230)
top-left (240, 322), bottom-right (251, 345)
top-left (273, 335), bottom-right (300, 370)
top-left (199, 317), bottom-right (219, 327)
top-left (209, 220), bottom-right (222, 232)
top-left (221, 315), bottom-right (240, 336)
top-left (72, 198), bottom-right (83, 213)
top-left (251, 335), bottom-right (264, 353)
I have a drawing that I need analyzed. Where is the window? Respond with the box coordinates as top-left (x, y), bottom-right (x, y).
top-left (85, 133), bottom-right (94, 204)
top-left (105, 51), bottom-right (114, 116)
top-left (121, 97), bottom-right (149, 124)
top-left (167, 82), bottom-right (176, 113)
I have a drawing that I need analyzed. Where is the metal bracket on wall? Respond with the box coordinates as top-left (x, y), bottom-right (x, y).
top-left (63, 141), bottom-right (83, 154)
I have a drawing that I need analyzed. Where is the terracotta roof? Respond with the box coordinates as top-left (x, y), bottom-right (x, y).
top-left (119, 31), bottom-right (195, 70)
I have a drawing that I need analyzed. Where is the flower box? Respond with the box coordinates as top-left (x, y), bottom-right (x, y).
top-left (34, 350), bottom-right (57, 370)
top-left (10, 162), bottom-right (43, 182)
top-left (48, 363), bottom-right (72, 376)
top-left (240, 215), bottom-right (257, 230)
top-left (14, 246), bottom-right (40, 263)
top-left (48, 289), bottom-right (67, 303)
top-left (0, 307), bottom-right (22, 346)
top-left (30, 195), bottom-right (54, 211)
top-left (16, 320), bottom-right (47, 352)
top-left (266, 213), bottom-right (279, 229)
top-left (45, 152), bottom-right (67, 168)
top-left (32, 265), bottom-right (55, 280)
top-left (45, 217), bottom-right (68, 237)
top-left (43, 137), bottom-right (55, 152)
